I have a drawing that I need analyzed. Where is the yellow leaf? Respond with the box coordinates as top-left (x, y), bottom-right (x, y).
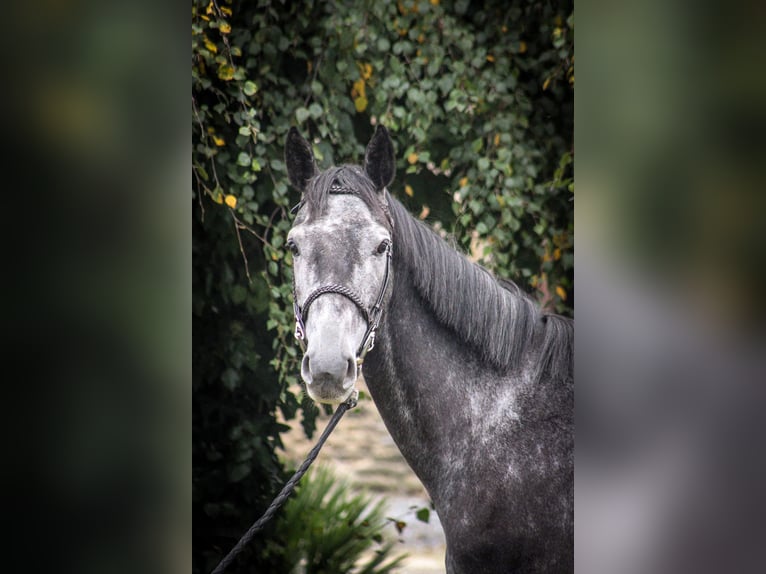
top-left (219, 22), bottom-right (231, 34)
top-left (204, 38), bottom-right (218, 53)
top-left (419, 205), bottom-right (430, 219)
top-left (212, 190), bottom-right (223, 204)
top-left (553, 248), bottom-right (561, 261)
top-left (206, 1), bottom-right (214, 15)
top-left (212, 135), bottom-right (225, 146)
top-left (543, 77), bottom-right (551, 91)
top-left (459, 177), bottom-right (468, 187)
top-left (405, 184), bottom-right (414, 197)
top-left (218, 64), bottom-right (235, 81)
top-left (361, 63), bottom-right (372, 80)
top-left (354, 96), bottom-right (368, 112)
top-left (555, 286), bottom-right (567, 300)
top-left (418, 34), bottom-right (425, 44)
top-left (352, 78), bottom-right (366, 99)
top-left (407, 153), bottom-right (419, 165)
top-left (501, 25), bottom-right (508, 33)
top-left (486, 54), bottom-right (495, 62)
top-left (221, 6), bottom-right (232, 16)
top-left (225, 195), bottom-right (237, 208)
top-left (519, 41), bottom-right (527, 54)
top-left (430, 0), bottom-right (440, 5)
top-left (493, 133), bottom-right (500, 146)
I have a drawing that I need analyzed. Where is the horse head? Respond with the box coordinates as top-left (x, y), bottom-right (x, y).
top-left (285, 126), bottom-right (396, 404)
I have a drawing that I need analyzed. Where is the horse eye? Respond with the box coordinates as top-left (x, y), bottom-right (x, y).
top-left (286, 239), bottom-right (300, 256)
top-left (376, 239), bottom-right (390, 254)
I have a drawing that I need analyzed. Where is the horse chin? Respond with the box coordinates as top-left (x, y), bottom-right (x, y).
top-left (306, 382), bottom-right (355, 405)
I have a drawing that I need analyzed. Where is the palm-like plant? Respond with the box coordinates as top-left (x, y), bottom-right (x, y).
top-left (272, 466), bottom-right (407, 574)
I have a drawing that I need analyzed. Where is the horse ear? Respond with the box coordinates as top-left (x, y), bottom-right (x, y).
top-left (364, 125), bottom-right (396, 190)
top-left (285, 127), bottom-right (318, 192)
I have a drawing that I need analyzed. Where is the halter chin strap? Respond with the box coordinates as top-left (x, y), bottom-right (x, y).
top-left (293, 240), bottom-right (392, 368)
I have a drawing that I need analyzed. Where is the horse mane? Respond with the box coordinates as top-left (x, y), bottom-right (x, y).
top-left (387, 198), bottom-right (572, 382)
top-left (301, 165), bottom-right (572, 382)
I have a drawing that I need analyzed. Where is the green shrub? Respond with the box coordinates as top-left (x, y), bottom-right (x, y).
top-left (267, 466), bottom-right (407, 574)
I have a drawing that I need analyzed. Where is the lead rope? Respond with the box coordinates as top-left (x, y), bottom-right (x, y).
top-left (210, 390), bottom-right (359, 574)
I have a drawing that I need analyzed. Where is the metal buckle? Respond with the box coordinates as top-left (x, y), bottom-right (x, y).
top-left (294, 318), bottom-right (306, 352)
top-left (344, 389), bottom-right (359, 409)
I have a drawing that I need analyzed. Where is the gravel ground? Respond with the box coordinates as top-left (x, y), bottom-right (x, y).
top-left (278, 378), bottom-right (446, 573)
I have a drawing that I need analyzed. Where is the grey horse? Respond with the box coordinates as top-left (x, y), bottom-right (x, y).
top-left (285, 126), bottom-right (573, 574)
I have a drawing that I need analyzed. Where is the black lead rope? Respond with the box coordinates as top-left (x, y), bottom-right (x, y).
top-left (210, 392), bottom-right (358, 574)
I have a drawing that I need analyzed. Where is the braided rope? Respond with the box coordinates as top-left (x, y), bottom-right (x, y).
top-left (329, 184), bottom-right (354, 194)
top-left (301, 284), bottom-right (370, 324)
top-left (210, 392), bottom-right (358, 574)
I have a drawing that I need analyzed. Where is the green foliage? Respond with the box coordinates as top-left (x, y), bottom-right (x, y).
top-left (266, 467), bottom-right (407, 574)
top-left (415, 507), bottom-right (430, 523)
top-left (193, 0), bottom-right (572, 571)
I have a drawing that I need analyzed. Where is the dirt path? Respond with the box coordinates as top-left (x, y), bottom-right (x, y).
top-left (278, 378), bottom-right (446, 573)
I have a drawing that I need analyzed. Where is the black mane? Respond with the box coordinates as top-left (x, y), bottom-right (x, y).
top-left (388, 199), bottom-right (572, 381)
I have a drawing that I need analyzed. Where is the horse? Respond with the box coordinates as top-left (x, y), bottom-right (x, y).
top-left (284, 126), bottom-right (573, 574)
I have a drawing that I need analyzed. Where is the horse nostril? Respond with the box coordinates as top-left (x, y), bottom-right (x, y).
top-left (301, 354), bottom-right (312, 385)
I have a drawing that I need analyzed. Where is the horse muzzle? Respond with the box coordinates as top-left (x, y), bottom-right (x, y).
top-left (301, 347), bottom-right (358, 404)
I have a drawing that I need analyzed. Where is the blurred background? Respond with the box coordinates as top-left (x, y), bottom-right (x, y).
top-left (7, 0), bottom-right (765, 572)
top-left (3, 1), bottom-right (188, 573)
top-left (577, 0), bottom-right (766, 572)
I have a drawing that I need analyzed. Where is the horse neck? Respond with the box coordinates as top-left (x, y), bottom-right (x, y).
top-left (360, 269), bottom-right (448, 488)
top-left (361, 259), bottom-right (528, 494)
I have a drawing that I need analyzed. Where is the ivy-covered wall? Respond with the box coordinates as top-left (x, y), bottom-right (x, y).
top-left (193, 0), bottom-right (572, 570)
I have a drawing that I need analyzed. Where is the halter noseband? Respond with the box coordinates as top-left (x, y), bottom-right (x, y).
top-left (292, 185), bottom-right (393, 367)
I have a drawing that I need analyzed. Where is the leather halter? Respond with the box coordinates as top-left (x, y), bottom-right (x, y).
top-left (292, 186), bottom-right (392, 366)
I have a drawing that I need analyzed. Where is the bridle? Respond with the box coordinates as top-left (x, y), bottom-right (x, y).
top-left (291, 185), bottom-right (393, 368)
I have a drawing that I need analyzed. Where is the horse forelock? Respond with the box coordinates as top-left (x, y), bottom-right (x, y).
top-left (300, 165), bottom-right (392, 229)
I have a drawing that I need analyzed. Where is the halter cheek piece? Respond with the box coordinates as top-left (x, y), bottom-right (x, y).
top-left (292, 185), bottom-right (392, 368)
